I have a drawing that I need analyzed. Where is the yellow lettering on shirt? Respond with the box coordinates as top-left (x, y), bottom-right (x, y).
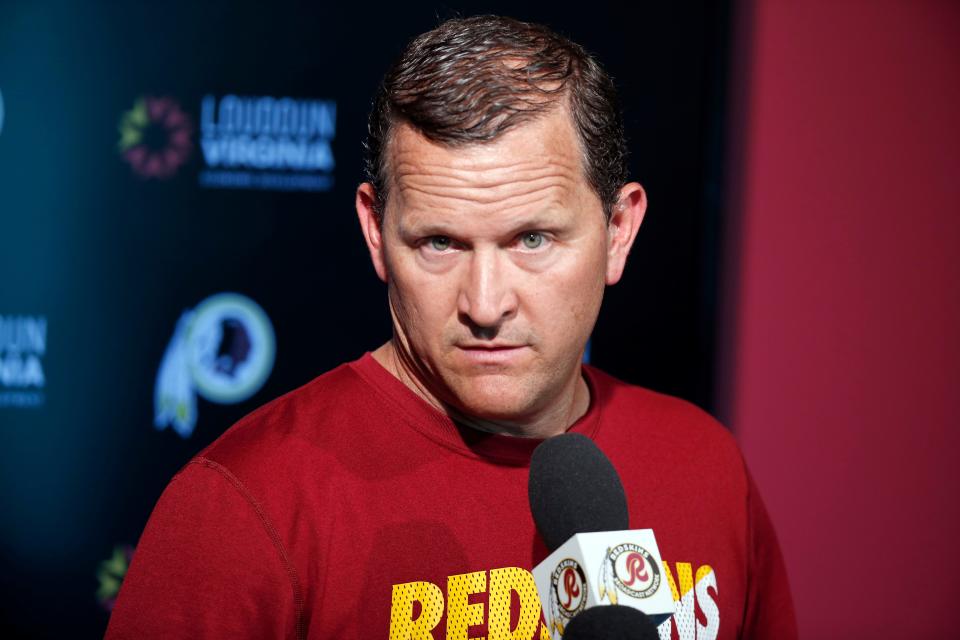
top-left (389, 580), bottom-right (445, 639)
top-left (487, 567), bottom-right (541, 639)
top-left (446, 570), bottom-right (487, 639)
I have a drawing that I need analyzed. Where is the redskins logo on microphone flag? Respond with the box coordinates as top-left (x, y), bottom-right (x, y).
top-left (600, 543), bottom-right (662, 602)
top-left (548, 558), bottom-right (588, 635)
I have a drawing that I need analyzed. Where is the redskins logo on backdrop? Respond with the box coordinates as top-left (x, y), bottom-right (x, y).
top-left (117, 96), bottom-right (193, 179)
top-left (547, 558), bottom-right (587, 636)
top-left (154, 293), bottom-right (275, 438)
top-left (598, 543), bottom-right (662, 603)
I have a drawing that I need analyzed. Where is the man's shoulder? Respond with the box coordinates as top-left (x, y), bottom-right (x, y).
top-left (190, 356), bottom-right (374, 475)
top-left (586, 364), bottom-right (740, 453)
top-left (586, 365), bottom-right (750, 504)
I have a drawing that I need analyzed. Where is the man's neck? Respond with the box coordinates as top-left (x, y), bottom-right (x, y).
top-left (370, 341), bottom-right (590, 439)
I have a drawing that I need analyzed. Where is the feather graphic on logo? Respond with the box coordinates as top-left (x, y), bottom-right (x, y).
top-left (598, 548), bottom-right (618, 605)
top-left (154, 311), bottom-right (197, 438)
top-left (549, 583), bottom-right (565, 639)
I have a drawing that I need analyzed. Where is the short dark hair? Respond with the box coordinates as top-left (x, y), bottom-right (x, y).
top-left (363, 15), bottom-right (629, 220)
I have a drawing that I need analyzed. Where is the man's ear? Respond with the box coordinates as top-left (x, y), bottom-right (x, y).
top-left (605, 182), bottom-right (647, 285)
top-left (356, 182), bottom-right (388, 282)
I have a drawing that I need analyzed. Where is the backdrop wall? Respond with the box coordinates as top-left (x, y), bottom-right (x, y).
top-left (0, 2), bottom-right (731, 636)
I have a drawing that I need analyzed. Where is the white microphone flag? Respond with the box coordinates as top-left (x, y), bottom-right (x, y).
top-left (532, 529), bottom-right (674, 639)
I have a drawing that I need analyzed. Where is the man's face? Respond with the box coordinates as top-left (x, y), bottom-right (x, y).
top-left (357, 108), bottom-right (644, 425)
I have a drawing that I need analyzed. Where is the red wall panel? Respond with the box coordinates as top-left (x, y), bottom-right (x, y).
top-left (727, 1), bottom-right (960, 636)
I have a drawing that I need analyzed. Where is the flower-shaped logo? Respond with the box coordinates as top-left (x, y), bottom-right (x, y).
top-left (96, 544), bottom-right (134, 611)
top-left (118, 96), bottom-right (193, 179)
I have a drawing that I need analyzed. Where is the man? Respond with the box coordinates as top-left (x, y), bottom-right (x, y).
top-left (107, 15), bottom-right (796, 640)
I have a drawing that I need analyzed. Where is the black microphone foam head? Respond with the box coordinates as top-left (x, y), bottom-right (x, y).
top-left (563, 605), bottom-right (660, 640)
top-left (528, 432), bottom-right (629, 551)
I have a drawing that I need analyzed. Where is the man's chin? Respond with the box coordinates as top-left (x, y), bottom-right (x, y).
top-left (443, 380), bottom-right (541, 424)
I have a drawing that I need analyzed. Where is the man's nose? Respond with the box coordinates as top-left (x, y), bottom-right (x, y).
top-left (457, 247), bottom-right (518, 330)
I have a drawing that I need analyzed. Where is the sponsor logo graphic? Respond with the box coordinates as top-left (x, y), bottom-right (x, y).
top-left (551, 558), bottom-right (587, 617)
top-left (599, 543), bottom-right (661, 601)
top-left (0, 315), bottom-right (46, 409)
top-left (96, 544), bottom-right (134, 612)
top-left (547, 558), bottom-right (587, 636)
top-left (118, 96), bottom-right (193, 179)
top-left (154, 293), bottom-right (275, 438)
top-left (199, 94), bottom-right (336, 192)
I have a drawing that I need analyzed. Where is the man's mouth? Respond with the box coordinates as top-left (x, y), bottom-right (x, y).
top-left (455, 343), bottom-right (528, 364)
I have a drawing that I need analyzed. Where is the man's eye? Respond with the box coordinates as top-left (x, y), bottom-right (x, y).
top-left (520, 232), bottom-right (544, 249)
top-left (429, 236), bottom-right (452, 251)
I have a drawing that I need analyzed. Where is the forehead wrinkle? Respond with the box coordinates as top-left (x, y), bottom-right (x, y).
top-left (393, 153), bottom-right (583, 212)
top-left (394, 152), bottom-right (581, 184)
top-left (393, 151), bottom-right (580, 180)
top-left (396, 173), bottom-right (576, 209)
top-left (399, 194), bottom-right (571, 236)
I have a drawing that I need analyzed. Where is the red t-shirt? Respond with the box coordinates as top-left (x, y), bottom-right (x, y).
top-left (106, 353), bottom-right (796, 639)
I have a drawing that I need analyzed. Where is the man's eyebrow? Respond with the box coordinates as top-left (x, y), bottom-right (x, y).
top-left (396, 218), bottom-right (455, 239)
top-left (501, 216), bottom-right (573, 239)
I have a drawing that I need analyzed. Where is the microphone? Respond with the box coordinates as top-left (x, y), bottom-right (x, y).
top-left (528, 432), bottom-right (630, 551)
top-left (563, 606), bottom-right (660, 640)
top-left (528, 433), bottom-right (672, 638)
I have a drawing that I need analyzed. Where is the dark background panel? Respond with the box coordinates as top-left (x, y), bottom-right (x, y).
top-left (0, 1), bottom-right (730, 636)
